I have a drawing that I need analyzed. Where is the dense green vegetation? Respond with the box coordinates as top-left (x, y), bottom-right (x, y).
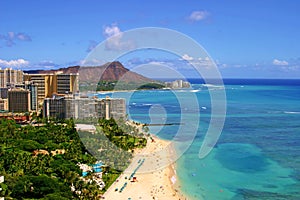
top-left (98, 118), bottom-right (147, 150)
top-left (79, 82), bottom-right (97, 92)
top-left (96, 80), bottom-right (165, 91)
top-left (79, 118), bottom-right (147, 172)
top-left (101, 168), bottom-right (121, 193)
top-left (0, 117), bottom-right (148, 199)
top-left (0, 118), bottom-right (101, 199)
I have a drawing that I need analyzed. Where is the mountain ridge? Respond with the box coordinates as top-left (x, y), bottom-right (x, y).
top-left (24, 61), bottom-right (155, 84)
top-left (79, 61), bottom-right (153, 83)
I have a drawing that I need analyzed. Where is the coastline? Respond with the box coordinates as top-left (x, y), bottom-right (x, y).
top-left (83, 86), bottom-right (191, 95)
top-left (102, 134), bottom-right (187, 199)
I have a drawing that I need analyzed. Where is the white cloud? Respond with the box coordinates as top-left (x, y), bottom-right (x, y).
top-left (103, 24), bottom-right (135, 51)
top-left (0, 58), bottom-right (29, 67)
top-left (80, 58), bottom-right (106, 66)
top-left (188, 11), bottom-right (209, 22)
top-left (147, 61), bottom-right (167, 66)
top-left (180, 55), bottom-right (212, 62)
top-left (8, 32), bottom-right (15, 40)
top-left (181, 54), bottom-right (194, 61)
top-left (131, 61), bottom-right (181, 79)
top-left (273, 59), bottom-right (289, 66)
top-left (103, 25), bottom-right (122, 38)
top-left (35, 60), bottom-right (59, 69)
top-left (179, 54), bottom-right (215, 69)
top-left (0, 32), bottom-right (31, 47)
top-left (16, 33), bottom-right (32, 41)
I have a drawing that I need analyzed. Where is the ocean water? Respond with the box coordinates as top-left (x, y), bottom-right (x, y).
top-left (97, 79), bottom-right (300, 200)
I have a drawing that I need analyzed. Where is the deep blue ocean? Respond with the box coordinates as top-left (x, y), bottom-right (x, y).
top-left (96, 79), bottom-right (300, 200)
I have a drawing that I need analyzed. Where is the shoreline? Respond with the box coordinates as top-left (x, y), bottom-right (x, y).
top-left (169, 163), bottom-right (187, 200)
top-left (102, 134), bottom-right (187, 199)
top-left (82, 87), bottom-right (192, 94)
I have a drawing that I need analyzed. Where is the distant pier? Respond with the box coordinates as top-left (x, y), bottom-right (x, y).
top-left (143, 123), bottom-right (184, 126)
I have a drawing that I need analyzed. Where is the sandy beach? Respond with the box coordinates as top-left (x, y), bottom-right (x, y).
top-left (102, 135), bottom-right (186, 200)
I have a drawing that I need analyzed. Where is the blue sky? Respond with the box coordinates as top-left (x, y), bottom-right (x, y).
top-left (0, 0), bottom-right (299, 78)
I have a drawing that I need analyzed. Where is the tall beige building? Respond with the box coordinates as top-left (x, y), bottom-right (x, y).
top-left (24, 73), bottom-right (79, 105)
top-left (0, 68), bottom-right (24, 88)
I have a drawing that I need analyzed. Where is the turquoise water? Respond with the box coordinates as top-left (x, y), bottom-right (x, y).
top-left (82, 162), bottom-right (103, 176)
top-left (97, 81), bottom-right (300, 199)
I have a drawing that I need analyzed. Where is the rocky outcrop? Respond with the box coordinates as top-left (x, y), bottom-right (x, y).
top-left (79, 61), bottom-right (152, 83)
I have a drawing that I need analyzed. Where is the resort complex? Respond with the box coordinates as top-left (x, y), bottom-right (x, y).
top-left (0, 67), bottom-right (126, 122)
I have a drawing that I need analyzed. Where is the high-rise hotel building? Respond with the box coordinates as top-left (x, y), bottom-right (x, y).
top-left (44, 96), bottom-right (126, 120)
top-left (0, 68), bottom-right (24, 88)
top-left (8, 88), bottom-right (31, 112)
top-left (96, 97), bottom-right (126, 120)
top-left (24, 72), bottom-right (79, 105)
top-left (0, 67), bottom-right (79, 112)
